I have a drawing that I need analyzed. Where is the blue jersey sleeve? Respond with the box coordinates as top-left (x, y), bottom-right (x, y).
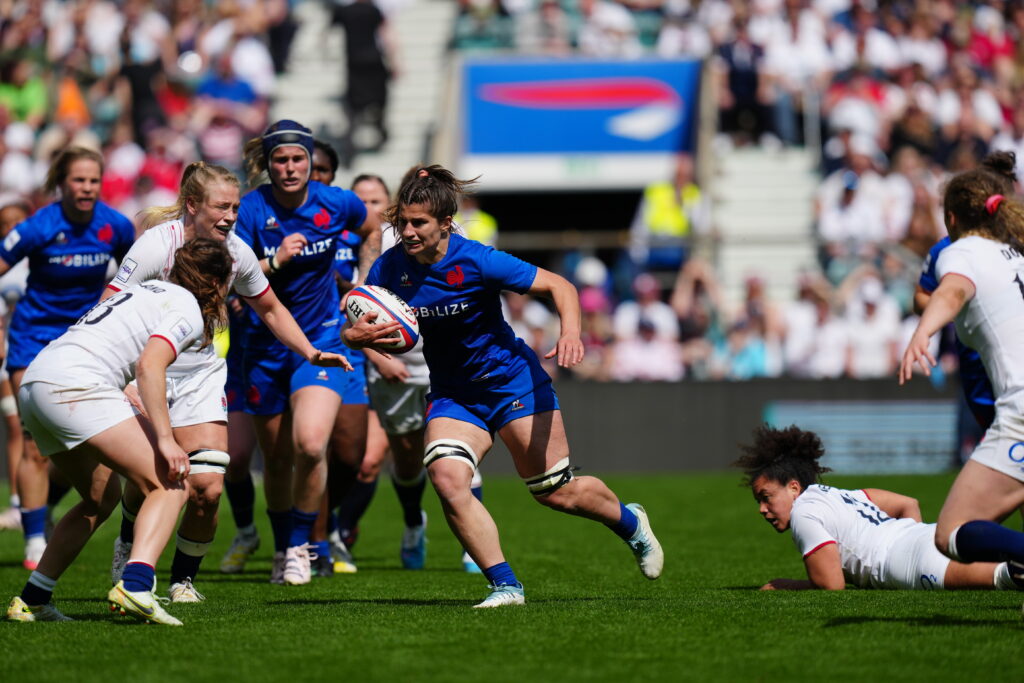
top-left (480, 246), bottom-right (537, 294)
top-left (0, 212), bottom-right (46, 266)
top-left (111, 212), bottom-right (136, 262)
top-left (918, 237), bottom-right (950, 293)
top-left (235, 198), bottom-right (257, 248)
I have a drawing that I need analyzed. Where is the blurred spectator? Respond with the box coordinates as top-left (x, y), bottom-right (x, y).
top-left (670, 257), bottom-right (724, 379)
top-left (713, 17), bottom-right (771, 145)
top-left (503, 291), bottom-right (555, 364)
top-left (709, 319), bottom-right (770, 380)
top-left (817, 169), bottom-right (886, 283)
top-left (455, 0), bottom-right (514, 50)
top-left (574, 285), bottom-right (614, 381)
top-left (515, 0), bottom-right (573, 55)
top-left (630, 153), bottom-right (707, 273)
top-left (609, 318), bottom-right (685, 382)
top-left (0, 56), bottom-right (47, 129)
top-left (614, 272), bottom-right (678, 342)
top-left (455, 195), bottom-right (498, 246)
top-left (333, 0), bottom-right (395, 165)
top-left (578, 0), bottom-right (643, 58)
top-left (842, 274), bottom-right (901, 379)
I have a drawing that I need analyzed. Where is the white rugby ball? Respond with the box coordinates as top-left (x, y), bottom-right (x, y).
top-left (345, 285), bottom-right (420, 353)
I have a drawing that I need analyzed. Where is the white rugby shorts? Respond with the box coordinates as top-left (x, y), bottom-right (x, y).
top-left (968, 420), bottom-right (1024, 484)
top-left (163, 359), bottom-right (228, 428)
top-left (19, 381), bottom-right (135, 456)
top-left (368, 378), bottom-right (428, 436)
top-left (881, 523), bottom-right (949, 590)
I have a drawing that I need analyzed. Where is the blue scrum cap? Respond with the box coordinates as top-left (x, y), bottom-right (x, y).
top-left (261, 119), bottom-right (314, 162)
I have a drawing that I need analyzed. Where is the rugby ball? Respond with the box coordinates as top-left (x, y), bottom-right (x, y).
top-left (345, 285), bottom-right (419, 353)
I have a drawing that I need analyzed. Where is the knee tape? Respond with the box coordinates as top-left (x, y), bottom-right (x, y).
top-left (524, 457), bottom-right (574, 496)
top-left (0, 395), bottom-right (17, 417)
top-left (423, 439), bottom-right (478, 473)
top-left (947, 526), bottom-right (962, 562)
top-left (188, 449), bottom-right (230, 476)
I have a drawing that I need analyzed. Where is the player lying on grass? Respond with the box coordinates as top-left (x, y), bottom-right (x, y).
top-left (735, 424), bottom-right (1024, 591)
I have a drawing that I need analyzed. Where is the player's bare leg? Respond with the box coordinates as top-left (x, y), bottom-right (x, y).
top-left (11, 368), bottom-right (48, 569)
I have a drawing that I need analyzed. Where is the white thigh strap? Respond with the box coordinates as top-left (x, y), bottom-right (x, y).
top-left (423, 439), bottom-right (479, 473)
top-left (188, 449), bottom-right (230, 475)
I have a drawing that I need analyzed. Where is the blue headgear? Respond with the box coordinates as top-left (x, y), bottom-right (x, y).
top-left (261, 120), bottom-right (314, 187)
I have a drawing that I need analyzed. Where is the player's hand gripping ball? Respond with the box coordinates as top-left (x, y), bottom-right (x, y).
top-left (345, 285), bottom-right (420, 353)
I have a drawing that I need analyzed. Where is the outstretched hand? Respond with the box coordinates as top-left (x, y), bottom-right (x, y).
top-left (309, 349), bottom-right (354, 371)
top-left (544, 334), bottom-right (585, 368)
top-left (898, 331), bottom-right (936, 385)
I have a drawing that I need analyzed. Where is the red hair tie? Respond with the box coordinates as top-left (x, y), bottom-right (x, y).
top-left (985, 194), bottom-right (1005, 215)
top-left (417, 169), bottom-right (429, 178)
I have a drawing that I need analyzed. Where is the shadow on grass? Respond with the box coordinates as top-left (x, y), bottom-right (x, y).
top-left (266, 596), bottom-right (655, 607)
top-left (824, 614), bottom-right (1023, 628)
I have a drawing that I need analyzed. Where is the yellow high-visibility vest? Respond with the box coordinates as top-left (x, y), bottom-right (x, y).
top-left (456, 210), bottom-right (499, 246)
top-left (642, 181), bottom-right (701, 238)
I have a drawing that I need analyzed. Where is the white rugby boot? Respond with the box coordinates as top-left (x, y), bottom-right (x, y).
top-left (473, 584), bottom-right (525, 609)
top-left (625, 503), bottom-right (663, 580)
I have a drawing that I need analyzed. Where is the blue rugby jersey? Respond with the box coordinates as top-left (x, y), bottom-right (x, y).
top-left (236, 181), bottom-right (367, 347)
top-left (332, 227), bottom-right (363, 283)
top-left (366, 233), bottom-right (538, 394)
top-left (0, 201), bottom-right (134, 330)
top-left (920, 236), bottom-right (994, 428)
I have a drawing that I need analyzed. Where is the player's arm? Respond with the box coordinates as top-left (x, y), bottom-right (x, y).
top-left (863, 489), bottom-right (922, 522)
top-left (136, 337), bottom-right (189, 482)
top-left (528, 268), bottom-right (584, 368)
top-left (244, 287), bottom-right (352, 370)
top-left (354, 210), bottom-right (382, 286)
top-left (803, 542), bottom-right (845, 589)
top-left (912, 284), bottom-right (931, 316)
top-left (899, 273), bottom-right (974, 384)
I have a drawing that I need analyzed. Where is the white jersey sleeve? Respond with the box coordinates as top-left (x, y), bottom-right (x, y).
top-left (109, 220), bottom-right (184, 291)
top-left (226, 232), bottom-right (269, 298)
top-left (790, 496), bottom-right (837, 558)
top-left (150, 296), bottom-right (206, 358)
top-left (935, 241), bottom-right (979, 285)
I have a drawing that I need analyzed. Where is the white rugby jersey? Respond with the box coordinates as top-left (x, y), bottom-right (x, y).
top-left (107, 219), bottom-right (269, 374)
top-left (790, 484), bottom-right (920, 589)
top-left (937, 235), bottom-right (1024, 424)
top-left (23, 280), bottom-right (204, 390)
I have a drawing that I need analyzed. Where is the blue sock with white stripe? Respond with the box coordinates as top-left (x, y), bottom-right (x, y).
top-left (21, 506), bottom-right (46, 541)
top-left (482, 561), bottom-right (519, 588)
top-left (122, 562), bottom-right (156, 593)
top-left (288, 508), bottom-right (318, 548)
top-left (605, 502), bottom-right (639, 541)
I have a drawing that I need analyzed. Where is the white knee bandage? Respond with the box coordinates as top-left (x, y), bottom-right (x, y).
top-left (0, 395), bottom-right (17, 417)
top-left (423, 439), bottom-right (479, 473)
top-left (524, 457), bottom-right (574, 496)
top-left (176, 534), bottom-right (212, 557)
top-left (188, 449), bottom-right (230, 475)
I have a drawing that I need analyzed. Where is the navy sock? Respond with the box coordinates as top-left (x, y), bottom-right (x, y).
top-left (122, 562), bottom-right (155, 593)
top-left (314, 540), bottom-right (330, 559)
top-left (482, 561), bottom-right (519, 588)
top-left (338, 478), bottom-right (379, 531)
top-left (46, 479), bottom-right (71, 508)
top-left (605, 502), bottom-right (639, 541)
top-left (470, 484), bottom-right (483, 502)
top-left (21, 506), bottom-right (47, 540)
top-left (119, 507), bottom-right (136, 545)
top-left (21, 571), bottom-right (56, 605)
top-left (225, 475), bottom-right (256, 530)
top-left (287, 508), bottom-right (318, 548)
top-left (391, 473), bottom-right (425, 528)
top-left (954, 520), bottom-right (1024, 564)
top-left (267, 509), bottom-right (292, 553)
top-left (327, 508), bottom-right (339, 536)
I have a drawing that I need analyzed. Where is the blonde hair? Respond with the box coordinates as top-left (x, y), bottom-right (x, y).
top-left (243, 136), bottom-right (268, 187)
top-left (44, 146), bottom-right (103, 195)
top-left (137, 162), bottom-right (240, 231)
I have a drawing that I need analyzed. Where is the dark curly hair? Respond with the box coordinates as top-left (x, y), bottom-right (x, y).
top-left (733, 424), bottom-right (831, 491)
top-left (384, 164), bottom-right (478, 232)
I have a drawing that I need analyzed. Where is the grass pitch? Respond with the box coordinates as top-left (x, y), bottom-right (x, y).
top-left (0, 472), bottom-right (1019, 682)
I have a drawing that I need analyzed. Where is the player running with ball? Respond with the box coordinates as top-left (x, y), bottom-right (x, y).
top-left (344, 165), bottom-right (663, 607)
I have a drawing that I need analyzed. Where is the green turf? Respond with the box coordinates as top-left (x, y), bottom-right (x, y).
top-left (0, 472), bottom-right (1019, 682)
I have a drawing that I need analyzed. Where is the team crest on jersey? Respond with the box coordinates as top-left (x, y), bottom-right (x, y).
top-left (265, 216), bottom-right (280, 229)
top-left (316, 368), bottom-right (329, 381)
top-left (446, 265), bottom-right (465, 288)
top-left (54, 231), bottom-right (67, 244)
top-left (97, 224), bottom-right (113, 243)
top-left (2, 230), bottom-right (19, 251)
top-left (313, 208), bottom-right (331, 228)
top-left (114, 257), bottom-right (138, 284)
top-left (171, 317), bottom-right (194, 343)
top-left (510, 399), bottom-right (525, 411)
top-left (400, 272), bottom-right (411, 287)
